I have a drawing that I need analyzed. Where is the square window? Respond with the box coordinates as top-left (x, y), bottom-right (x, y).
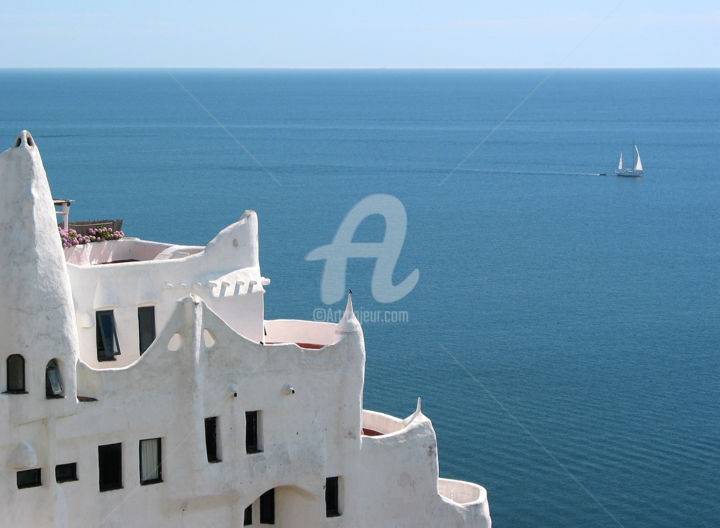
top-left (98, 443), bottom-right (123, 492)
top-left (55, 463), bottom-right (78, 483)
top-left (139, 438), bottom-right (162, 485)
top-left (17, 468), bottom-right (41, 489)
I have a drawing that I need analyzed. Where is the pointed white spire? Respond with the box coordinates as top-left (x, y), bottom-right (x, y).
top-left (402, 396), bottom-right (426, 427)
top-left (335, 289), bottom-right (361, 335)
top-left (0, 131), bottom-right (79, 402)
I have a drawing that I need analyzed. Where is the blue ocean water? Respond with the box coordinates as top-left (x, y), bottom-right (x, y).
top-left (1, 69), bottom-right (719, 527)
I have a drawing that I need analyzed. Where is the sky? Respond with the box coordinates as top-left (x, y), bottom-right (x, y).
top-left (0, 1), bottom-right (718, 68)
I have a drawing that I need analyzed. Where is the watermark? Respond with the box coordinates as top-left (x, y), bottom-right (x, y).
top-left (313, 306), bottom-right (409, 324)
top-left (305, 194), bottom-right (419, 304)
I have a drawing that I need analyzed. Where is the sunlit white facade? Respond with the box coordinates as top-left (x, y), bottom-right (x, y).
top-left (0, 131), bottom-right (491, 527)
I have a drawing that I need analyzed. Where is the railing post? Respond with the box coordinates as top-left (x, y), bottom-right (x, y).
top-left (53, 199), bottom-right (73, 231)
top-left (61, 202), bottom-right (70, 230)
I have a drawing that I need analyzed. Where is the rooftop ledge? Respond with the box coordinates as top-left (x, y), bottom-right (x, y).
top-left (264, 319), bottom-right (339, 349)
top-left (64, 238), bottom-right (204, 266)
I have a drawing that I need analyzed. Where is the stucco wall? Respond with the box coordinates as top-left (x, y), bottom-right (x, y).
top-left (2, 297), bottom-right (490, 528)
top-left (66, 212), bottom-right (266, 368)
top-left (0, 132), bottom-right (491, 528)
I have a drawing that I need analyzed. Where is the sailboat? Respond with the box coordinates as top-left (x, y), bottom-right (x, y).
top-left (616, 144), bottom-right (644, 177)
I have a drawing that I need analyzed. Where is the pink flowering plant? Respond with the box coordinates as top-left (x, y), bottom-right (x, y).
top-left (59, 226), bottom-right (125, 248)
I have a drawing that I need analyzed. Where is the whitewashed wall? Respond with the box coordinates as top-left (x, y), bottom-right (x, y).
top-left (65, 212), bottom-right (266, 368)
top-left (0, 132), bottom-right (491, 528)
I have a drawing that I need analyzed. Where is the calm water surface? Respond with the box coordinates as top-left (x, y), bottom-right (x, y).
top-left (1, 69), bottom-right (718, 527)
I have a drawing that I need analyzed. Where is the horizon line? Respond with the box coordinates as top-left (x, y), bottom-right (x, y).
top-left (1, 66), bottom-right (719, 71)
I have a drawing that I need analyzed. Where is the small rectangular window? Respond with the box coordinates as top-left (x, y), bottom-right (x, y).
top-left (55, 463), bottom-right (78, 483)
top-left (138, 306), bottom-right (156, 355)
top-left (139, 438), bottom-right (162, 485)
top-left (325, 476), bottom-right (341, 517)
top-left (17, 468), bottom-right (41, 489)
top-left (98, 442), bottom-right (123, 492)
top-left (205, 417), bottom-right (221, 463)
top-left (260, 488), bottom-right (275, 524)
top-left (244, 504), bottom-right (252, 525)
top-left (246, 411), bottom-right (262, 454)
top-left (96, 310), bottom-right (121, 361)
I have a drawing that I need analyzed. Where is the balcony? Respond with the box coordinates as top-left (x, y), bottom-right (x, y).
top-left (361, 409), bottom-right (406, 437)
top-left (264, 319), bottom-right (339, 349)
top-left (64, 239), bottom-right (203, 266)
top-left (437, 478), bottom-right (488, 507)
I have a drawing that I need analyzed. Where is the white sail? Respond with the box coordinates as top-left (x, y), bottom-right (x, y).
top-left (618, 152), bottom-right (623, 170)
top-left (634, 145), bottom-right (643, 171)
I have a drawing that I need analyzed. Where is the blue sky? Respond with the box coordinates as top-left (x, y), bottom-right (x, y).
top-left (1, 1), bottom-right (718, 68)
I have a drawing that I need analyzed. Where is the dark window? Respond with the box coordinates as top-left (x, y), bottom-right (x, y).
top-left (325, 476), bottom-right (341, 517)
top-left (244, 504), bottom-right (252, 525)
top-left (96, 310), bottom-right (121, 361)
top-left (139, 438), bottom-right (162, 485)
top-left (45, 359), bottom-right (64, 398)
top-left (6, 354), bottom-right (26, 393)
top-left (55, 463), bottom-right (78, 483)
top-left (138, 306), bottom-right (156, 355)
top-left (260, 488), bottom-right (275, 524)
top-left (17, 468), bottom-right (41, 489)
top-left (246, 411), bottom-right (261, 454)
top-left (205, 417), bottom-right (221, 463)
top-left (98, 443), bottom-right (122, 491)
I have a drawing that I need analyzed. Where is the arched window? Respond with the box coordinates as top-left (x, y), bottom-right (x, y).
top-left (6, 355), bottom-right (26, 393)
top-left (45, 359), bottom-right (64, 399)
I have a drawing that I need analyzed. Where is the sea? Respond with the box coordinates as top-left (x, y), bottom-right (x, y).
top-left (1, 69), bottom-right (718, 527)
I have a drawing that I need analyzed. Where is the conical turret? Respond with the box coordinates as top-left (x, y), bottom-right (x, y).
top-left (0, 131), bottom-right (78, 408)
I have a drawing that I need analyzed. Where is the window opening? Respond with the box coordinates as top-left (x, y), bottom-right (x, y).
top-left (260, 488), bottom-right (275, 524)
top-left (246, 411), bottom-right (262, 454)
top-left (96, 310), bottom-right (121, 361)
top-left (139, 438), bottom-right (162, 485)
top-left (138, 306), bottom-right (156, 355)
top-left (45, 359), bottom-right (64, 398)
top-left (98, 443), bottom-right (123, 491)
top-left (205, 417), bottom-right (221, 463)
top-left (326, 476), bottom-right (341, 517)
top-left (55, 463), bottom-right (78, 483)
top-left (17, 468), bottom-right (41, 489)
top-left (6, 354), bottom-right (26, 393)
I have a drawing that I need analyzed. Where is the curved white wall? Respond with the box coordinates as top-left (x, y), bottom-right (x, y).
top-left (66, 212), bottom-right (266, 368)
top-left (0, 132), bottom-right (491, 528)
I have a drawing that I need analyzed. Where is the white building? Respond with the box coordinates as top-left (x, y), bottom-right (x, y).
top-left (0, 131), bottom-right (491, 527)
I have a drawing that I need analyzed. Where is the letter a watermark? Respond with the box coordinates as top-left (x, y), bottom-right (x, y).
top-left (306, 194), bottom-right (419, 304)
